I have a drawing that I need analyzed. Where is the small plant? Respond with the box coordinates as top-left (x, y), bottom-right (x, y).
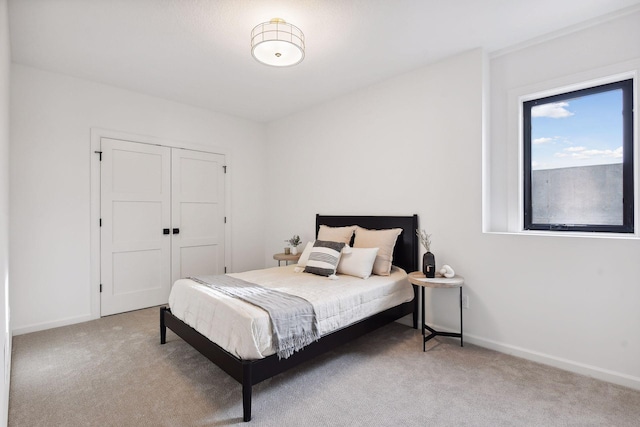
top-left (416, 229), bottom-right (432, 252)
top-left (285, 234), bottom-right (301, 247)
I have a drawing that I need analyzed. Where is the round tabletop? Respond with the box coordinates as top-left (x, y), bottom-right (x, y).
top-left (407, 271), bottom-right (464, 288)
top-left (273, 253), bottom-right (301, 262)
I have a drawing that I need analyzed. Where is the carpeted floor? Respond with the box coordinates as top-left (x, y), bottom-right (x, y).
top-left (8, 307), bottom-right (640, 426)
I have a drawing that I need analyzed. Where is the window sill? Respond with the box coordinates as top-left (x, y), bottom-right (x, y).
top-left (483, 229), bottom-right (640, 240)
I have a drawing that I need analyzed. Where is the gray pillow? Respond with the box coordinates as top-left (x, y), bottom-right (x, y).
top-left (304, 240), bottom-right (346, 277)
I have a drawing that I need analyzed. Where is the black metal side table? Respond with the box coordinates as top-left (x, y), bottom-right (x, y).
top-left (407, 271), bottom-right (464, 351)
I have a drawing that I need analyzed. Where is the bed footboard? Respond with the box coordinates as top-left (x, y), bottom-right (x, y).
top-left (160, 299), bottom-right (414, 422)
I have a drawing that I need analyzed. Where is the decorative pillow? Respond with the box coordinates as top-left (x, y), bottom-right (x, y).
top-left (353, 226), bottom-right (402, 276)
top-left (317, 225), bottom-right (356, 244)
top-left (296, 241), bottom-right (315, 268)
top-left (337, 247), bottom-right (379, 279)
top-left (304, 240), bottom-right (346, 278)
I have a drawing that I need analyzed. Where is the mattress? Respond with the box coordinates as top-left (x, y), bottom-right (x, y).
top-left (168, 264), bottom-right (414, 360)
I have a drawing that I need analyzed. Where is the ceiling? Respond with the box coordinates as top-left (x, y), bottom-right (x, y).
top-left (8, 0), bottom-right (640, 122)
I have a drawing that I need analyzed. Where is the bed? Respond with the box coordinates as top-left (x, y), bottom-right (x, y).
top-left (160, 214), bottom-right (419, 421)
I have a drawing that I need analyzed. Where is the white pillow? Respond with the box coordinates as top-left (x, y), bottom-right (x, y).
top-left (337, 247), bottom-right (379, 279)
top-left (296, 241), bottom-right (315, 267)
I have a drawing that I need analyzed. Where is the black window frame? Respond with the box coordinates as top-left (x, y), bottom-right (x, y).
top-left (523, 78), bottom-right (634, 233)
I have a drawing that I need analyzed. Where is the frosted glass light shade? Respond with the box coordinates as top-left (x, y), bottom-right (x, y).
top-left (251, 18), bottom-right (305, 67)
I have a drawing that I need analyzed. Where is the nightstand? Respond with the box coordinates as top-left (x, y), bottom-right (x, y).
top-left (407, 271), bottom-right (464, 351)
top-left (273, 253), bottom-right (301, 266)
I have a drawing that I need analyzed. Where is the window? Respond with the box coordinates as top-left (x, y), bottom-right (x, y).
top-left (523, 79), bottom-right (634, 233)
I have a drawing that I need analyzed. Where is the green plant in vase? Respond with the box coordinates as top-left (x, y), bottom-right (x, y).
top-left (285, 235), bottom-right (302, 255)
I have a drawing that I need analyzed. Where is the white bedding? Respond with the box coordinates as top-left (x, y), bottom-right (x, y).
top-left (168, 264), bottom-right (414, 360)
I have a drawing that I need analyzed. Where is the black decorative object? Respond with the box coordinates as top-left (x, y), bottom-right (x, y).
top-left (423, 251), bottom-right (435, 278)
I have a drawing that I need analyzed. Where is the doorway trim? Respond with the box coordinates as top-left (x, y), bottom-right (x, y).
top-left (90, 128), bottom-right (232, 319)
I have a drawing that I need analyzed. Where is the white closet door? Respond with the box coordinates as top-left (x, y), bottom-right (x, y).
top-left (101, 139), bottom-right (171, 316)
top-left (171, 149), bottom-right (226, 283)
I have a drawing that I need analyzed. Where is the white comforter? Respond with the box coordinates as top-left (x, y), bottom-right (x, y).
top-left (168, 264), bottom-right (414, 360)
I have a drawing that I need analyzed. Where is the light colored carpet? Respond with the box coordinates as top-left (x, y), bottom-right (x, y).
top-left (9, 307), bottom-right (640, 426)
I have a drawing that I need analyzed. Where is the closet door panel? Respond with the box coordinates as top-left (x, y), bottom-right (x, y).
top-left (112, 250), bottom-right (163, 294)
top-left (179, 246), bottom-right (221, 278)
top-left (111, 201), bottom-right (163, 248)
top-left (101, 139), bottom-right (172, 316)
top-left (180, 202), bottom-right (220, 240)
top-left (171, 149), bottom-right (225, 283)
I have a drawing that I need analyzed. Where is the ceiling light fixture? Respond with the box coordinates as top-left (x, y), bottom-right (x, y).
top-left (251, 18), bottom-right (305, 67)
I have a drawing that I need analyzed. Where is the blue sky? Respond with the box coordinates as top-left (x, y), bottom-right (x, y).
top-left (530, 89), bottom-right (623, 170)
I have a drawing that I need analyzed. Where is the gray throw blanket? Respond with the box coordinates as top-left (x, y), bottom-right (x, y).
top-left (189, 275), bottom-right (320, 359)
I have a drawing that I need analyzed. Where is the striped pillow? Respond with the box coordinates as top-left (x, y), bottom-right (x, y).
top-left (304, 240), bottom-right (346, 278)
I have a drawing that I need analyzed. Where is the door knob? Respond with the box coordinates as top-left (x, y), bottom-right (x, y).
top-left (163, 228), bottom-right (170, 235)
top-left (173, 228), bottom-right (180, 234)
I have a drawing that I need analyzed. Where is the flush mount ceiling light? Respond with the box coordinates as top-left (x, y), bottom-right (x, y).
top-left (251, 18), bottom-right (305, 67)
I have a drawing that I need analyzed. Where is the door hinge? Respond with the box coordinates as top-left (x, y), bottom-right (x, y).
top-left (100, 284), bottom-right (102, 293)
top-left (223, 165), bottom-right (227, 174)
top-left (224, 216), bottom-right (227, 224)
top-left (99, 218), bottom-right (102, 227)
top-left (224, 267), bottom-right (227, 274)
top-left (94, 150), bottom-right (103, 161)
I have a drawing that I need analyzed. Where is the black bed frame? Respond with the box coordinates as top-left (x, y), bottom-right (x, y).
top-left (160, 214), bottom-right (419, 422)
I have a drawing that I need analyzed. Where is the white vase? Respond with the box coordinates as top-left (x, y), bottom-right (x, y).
top-left (291, 246), bottom-right (298, 255)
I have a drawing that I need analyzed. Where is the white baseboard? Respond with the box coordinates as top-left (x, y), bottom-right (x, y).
top-left (431, 323), bottom-right (640, 391)
top-left (12, 313), bottom-right (95, 336)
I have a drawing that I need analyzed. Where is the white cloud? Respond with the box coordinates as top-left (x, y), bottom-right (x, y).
top-left (554, 146), bottom-right (622, 160)
top-left (533, 137), bottom-right (553, 145)
top-left (581, 147), bottom-right (623, 158)
top-left (531, 102), bottom-right (574, 119)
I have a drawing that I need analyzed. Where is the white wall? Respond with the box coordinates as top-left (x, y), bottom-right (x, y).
top-left (484, 10), bottom-right (640, 385)
top-left (265, 42), bottom-right (640, 390)
top-left (10, 65), bottom-right (267, 334)
top-left (265, 47), bottom-right (485, 335)
top-left (0, 0), bottom-right (10, 423)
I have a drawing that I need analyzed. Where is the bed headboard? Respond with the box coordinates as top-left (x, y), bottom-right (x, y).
top-left (315, 214), bottom-right (419, 273)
